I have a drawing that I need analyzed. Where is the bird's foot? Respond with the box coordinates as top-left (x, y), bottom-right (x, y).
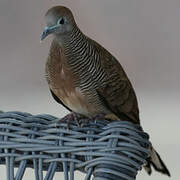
top-left (78, 118), bottom-right (90, 127)
top-left (58, 112), bottom-right (82, 129)
top-left (92, 113), bottom-right (106, 123)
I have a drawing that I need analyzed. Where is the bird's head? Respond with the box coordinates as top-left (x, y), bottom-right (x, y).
top-left (40, 6), bottom-right (76, 41)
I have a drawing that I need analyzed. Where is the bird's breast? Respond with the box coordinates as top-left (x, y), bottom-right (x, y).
top-left (46, 58), bottom-right (98, 116)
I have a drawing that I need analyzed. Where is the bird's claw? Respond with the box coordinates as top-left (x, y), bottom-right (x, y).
top-left (58, 113), bottom-right (82, 129)
top-left (78, 118), bottom-right (90, 127)
top-left (93, 113), bottom-right (106, 123)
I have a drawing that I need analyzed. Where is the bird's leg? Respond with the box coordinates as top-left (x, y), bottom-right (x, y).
top-left (93, 113), bottom-right (106, 123)
top-left (77, 113), bottom-right (119, 127)
top-left (78, 117), bottom-right (90, 127)
top-left (58, 112), bottom-right (82, 129)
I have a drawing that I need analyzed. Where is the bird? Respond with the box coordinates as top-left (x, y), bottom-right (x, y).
top-left (40, 6), bottom-right (170, 177)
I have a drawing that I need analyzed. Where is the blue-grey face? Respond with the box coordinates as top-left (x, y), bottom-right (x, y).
top-left (40, 6), bottom-right (75, 41)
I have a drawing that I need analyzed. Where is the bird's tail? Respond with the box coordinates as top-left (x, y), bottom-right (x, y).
top-left (144, 146), bottom-right (170, 177)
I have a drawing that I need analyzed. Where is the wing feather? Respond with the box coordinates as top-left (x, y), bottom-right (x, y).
top-left (93, 41), bottom-right (140, 123)
top-left (50, 89), bottom-right (72, 112)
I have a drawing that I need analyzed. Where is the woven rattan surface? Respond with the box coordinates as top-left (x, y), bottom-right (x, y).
top-left (0, 111), bottom-right (150, 180)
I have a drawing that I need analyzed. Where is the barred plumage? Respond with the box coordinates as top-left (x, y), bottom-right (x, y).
top-left (41, 6), bottom-right (170, 177)
top-left (63, 27), bottom-right (107, 94)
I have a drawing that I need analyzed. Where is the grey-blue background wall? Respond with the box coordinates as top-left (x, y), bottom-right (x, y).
top-left (0, 0), bottom-right (179, 179)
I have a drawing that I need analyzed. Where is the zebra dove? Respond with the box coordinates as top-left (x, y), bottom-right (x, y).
top-left (40, 6), bottom-right (170, 177)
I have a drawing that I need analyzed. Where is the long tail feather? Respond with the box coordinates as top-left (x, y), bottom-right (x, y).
top-left (144, 146), bottom-right (170, 177)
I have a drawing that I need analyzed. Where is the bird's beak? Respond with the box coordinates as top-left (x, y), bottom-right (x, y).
top-left (40, 26), bottom-right (51, 41)
top-left (40, 25), bottom-right (59, 41)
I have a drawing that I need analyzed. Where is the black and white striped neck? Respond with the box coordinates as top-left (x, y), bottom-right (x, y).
top-left (55, 25), bottom-right (86, 51)
top-left (55, 25), bottom-right (98, 67)
top-left (63, 27), bottom-right (88, 55)
top-left (54, 25), bottom-right (107, 90)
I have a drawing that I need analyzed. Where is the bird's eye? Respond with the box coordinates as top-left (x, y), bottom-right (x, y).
top-left (58, 18), bottom-right (65, 25)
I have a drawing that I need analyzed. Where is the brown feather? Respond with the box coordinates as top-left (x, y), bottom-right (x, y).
top-left (42, 6), bottom-right (170, 177)
top-left (89, 39), bottom-right (140, 123)
top-left (45, 39), bottom-right (104, 116)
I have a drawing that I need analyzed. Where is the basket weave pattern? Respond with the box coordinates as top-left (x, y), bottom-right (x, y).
top-left (0, 111), bottom-right (150, 180)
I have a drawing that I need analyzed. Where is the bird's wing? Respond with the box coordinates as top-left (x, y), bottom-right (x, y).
top-left (95, 43), bottom-right (140, 124)
top-left (50, 89), bottom-right (72, 112)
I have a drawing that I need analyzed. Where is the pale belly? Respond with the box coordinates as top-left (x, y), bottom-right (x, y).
top-left (54, 87), bottom-right (104, 117)
top-left (62, 89), bottom-right (91, 115)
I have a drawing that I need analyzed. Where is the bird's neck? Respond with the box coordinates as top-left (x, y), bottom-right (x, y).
top-left (63, 26), bottom-right (86, 48)
top-left (55, 26), bottom-right (89, 61)
top-left (53, 26), bottom-right (107, 90)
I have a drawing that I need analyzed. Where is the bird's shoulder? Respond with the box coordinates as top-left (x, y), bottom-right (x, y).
top-left (87, 36), bottom-right (130, 83)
